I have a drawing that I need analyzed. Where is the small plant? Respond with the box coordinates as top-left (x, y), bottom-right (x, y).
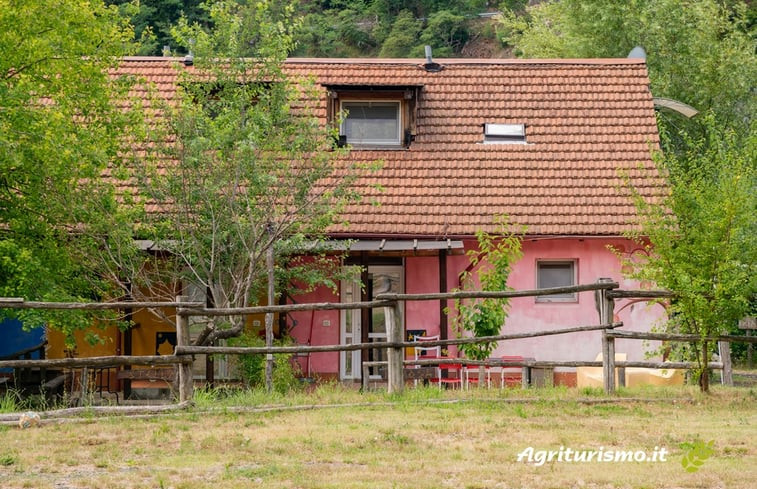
top-left (0, 389), bottom-right (22, 413)
top-left (227, 333), bottom-right (302, 393)
top-left (450, 216), bottom-right (523, 361)
top-left (579, 387), bottom-right (604, 397)
top-left (0, 452), bottom-right (17, 466)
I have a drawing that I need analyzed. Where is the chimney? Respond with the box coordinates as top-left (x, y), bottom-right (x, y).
top-left (162, 45), bottom-right (171, 57)
top-left (423, 45), bottom-right (443, 72)
top-left (184, 39), bottom-right (195, 66)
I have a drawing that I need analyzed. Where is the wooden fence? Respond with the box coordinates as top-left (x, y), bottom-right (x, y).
top-left (1, 279), bottom-right (755, 402)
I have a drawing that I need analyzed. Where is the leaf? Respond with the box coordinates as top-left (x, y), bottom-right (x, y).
top-left (681, 439), bottom-right (714, 473)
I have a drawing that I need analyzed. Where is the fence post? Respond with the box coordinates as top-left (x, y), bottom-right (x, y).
top-left (176, 295), bottom-right (193, 403)
top-left (596, 278), bottom-right (616, 394)
top-left (385, 301), bottom-right (404, 393)
top-left (718, 341), bottom-right (733, 386)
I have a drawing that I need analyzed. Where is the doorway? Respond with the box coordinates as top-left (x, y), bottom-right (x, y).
top-left (340, 265), bottom-right (404, 380)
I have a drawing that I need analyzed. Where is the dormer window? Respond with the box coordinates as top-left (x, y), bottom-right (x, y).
top-left (326, 85), bottom-right (420, 149)
top-left (484, 123), bottom-right (527, 144)
top-left (341, 101), bottom-right (401, 146)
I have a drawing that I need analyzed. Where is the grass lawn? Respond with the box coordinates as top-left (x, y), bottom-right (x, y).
top-left (0, 385), bottom-right (754, 488)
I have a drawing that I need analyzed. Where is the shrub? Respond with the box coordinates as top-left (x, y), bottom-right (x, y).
top-left (227, 333), bottom-right (302, 393)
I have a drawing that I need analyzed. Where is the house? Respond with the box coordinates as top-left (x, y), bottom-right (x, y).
top-left (40, 56), bottom-right (665, 388)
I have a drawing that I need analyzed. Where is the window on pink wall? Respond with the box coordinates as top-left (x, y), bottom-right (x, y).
top-left (535, 260), bottom-right (577, 302)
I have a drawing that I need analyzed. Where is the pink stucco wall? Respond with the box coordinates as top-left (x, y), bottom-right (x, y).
top-left (288, 287), bottom-right (340, 377)
top-left (288, 238), bottom-right (667, 378)
top-left (499, 238), bottom-right (666, 370)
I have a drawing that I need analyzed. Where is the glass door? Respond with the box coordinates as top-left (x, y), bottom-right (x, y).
top-left (340, 265), bottom-right (404, 380)
top-left (340, 280), bottom-right (362, 380)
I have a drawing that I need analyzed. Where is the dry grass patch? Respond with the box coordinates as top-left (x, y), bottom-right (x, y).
top-left (0, 386), bottom-right (754, 488)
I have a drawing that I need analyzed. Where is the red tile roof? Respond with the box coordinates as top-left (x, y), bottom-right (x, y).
top-left (115, 57), bottom-right (662, 237)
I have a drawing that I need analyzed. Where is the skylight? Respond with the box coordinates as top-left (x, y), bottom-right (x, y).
top-left (483, 123), bottom-right (526, 144)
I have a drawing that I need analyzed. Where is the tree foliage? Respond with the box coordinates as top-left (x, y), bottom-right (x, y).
top-left (500, 0), bottom-right (756, 137)
top-left (107, 1), bottom-right (502, 58)
top-left (452, 218), bottom-right (523, 361)
top-left (0, 0), bottom-right (141, 340)
top-left (378, 10), bottom-right (423, 57)
top-left (106, 0), bottom-right (210, 56)
top-left (293, 1), bottom-right (488, 58)
top-left (104, 0), bottom-right (368, 346)
top-left (622, 115), bottom-right (756, 391)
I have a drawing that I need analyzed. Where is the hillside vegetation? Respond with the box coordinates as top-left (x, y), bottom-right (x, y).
top-left (108, 0), bottom-right (524, 58)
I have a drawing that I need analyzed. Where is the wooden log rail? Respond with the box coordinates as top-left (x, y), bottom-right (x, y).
top-left (606, 330), bottom-right (757, 343)
top-left (0, 298), bottom-right (204, 310)
top-left (598, 289), bottom-right (752, 392)
top-left (374, 282), bottom-right (619, 302)
top-left (0, 355), bottom-right (191, 369)
top-left (405, 358), bottom-right (723, 370)
top-left (606, 290), bottom-right (675, 299)
top-left (175, 322), bottom-right (621, 356)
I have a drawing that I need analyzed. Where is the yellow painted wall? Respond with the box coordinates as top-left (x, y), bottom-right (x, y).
top-left (131, 308), bottom-right (176, 356)
top-left (46, 325), bottom-right (119, 359)
top-left (45, 290), bottom-right (279, 387)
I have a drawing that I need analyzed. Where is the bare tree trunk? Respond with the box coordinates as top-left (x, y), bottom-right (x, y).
top-left (699, 340), bottom-right (710, 393)
top-left (265, 237), bottom-right (275, 392)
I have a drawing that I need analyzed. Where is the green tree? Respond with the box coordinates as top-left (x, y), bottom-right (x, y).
top-left (379, 10), bottom-right (422, 57)
top-left (0, 0), bottom-right (140, 339)
top-left (107, 0), bottom-right (210, 56)
top-left (296, 8), bottom-right (377, 57)
top-left (451, 218), bottom-right (523, 378)
top-left (97, 0), bottom-right (368, 388)
top-left (623, 116), bottom-right (756, 392)
top-left (500, 0), bottom-right (756, 135)
top-left (419, 10), bottom-right (469, 57)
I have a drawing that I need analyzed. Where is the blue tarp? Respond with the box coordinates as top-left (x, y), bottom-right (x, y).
top-left (0, 318), bottom-right (45, 373)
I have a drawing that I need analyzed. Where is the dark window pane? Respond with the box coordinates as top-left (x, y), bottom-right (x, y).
top-left (537, 262), bottom-right (576, 301)
top-left (342, 102), bottom-right (400, 145)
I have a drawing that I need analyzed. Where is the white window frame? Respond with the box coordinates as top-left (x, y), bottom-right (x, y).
top-left (340, 100), bottom-right (402, 146)
top-left (535, 260), bottom-right (578, 303)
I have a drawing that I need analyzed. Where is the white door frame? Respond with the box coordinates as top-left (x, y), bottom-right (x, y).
top-left (339, 265), bottom-right (404, 381)
top-left (339, 280), bottom-right (362, 380)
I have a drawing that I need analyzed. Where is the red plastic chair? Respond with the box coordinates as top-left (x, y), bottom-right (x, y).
top-left (433, 358), bottom-right (463, 390)
top-left (464, 364), bottom-right (491, 389)
top-left (500, 355), bottom-right (524, 388)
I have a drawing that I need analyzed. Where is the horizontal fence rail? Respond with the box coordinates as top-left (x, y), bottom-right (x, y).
top-left (374, 282), bottom-right (619, 302)
top-left (0, 355), bottom-right (191, 369)
top-left (175, 322), bottom-right (622, 356)
top-left (403, 358), bottom-right (723, 369)
top-left (181, 299), bottom-right (395, 316)
top-left (606, 290), bottom-right (675, 299)
top-left (0, 299), bottom-right (204, 310)
top-left (607, 330), bottom-right (757, 343)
